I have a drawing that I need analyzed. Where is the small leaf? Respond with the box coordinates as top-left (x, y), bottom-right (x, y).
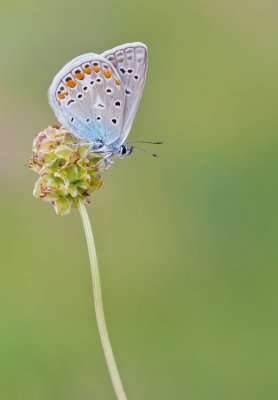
top-left (55, 145), bottom-right (73, 160)
top-left (53, 197), bottom-right (71, 216)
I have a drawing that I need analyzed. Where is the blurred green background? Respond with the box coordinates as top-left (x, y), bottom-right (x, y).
top-left (1, 0), bottom-right (278, 399)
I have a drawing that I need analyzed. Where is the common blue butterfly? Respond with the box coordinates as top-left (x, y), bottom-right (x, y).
top-left (48, 42), bottom-right (149, 160)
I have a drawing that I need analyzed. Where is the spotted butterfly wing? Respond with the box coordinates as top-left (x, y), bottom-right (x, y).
top-left (48, 53), bottom-right (125, 151)
top-left (102, 42), bottom-right (148, 148)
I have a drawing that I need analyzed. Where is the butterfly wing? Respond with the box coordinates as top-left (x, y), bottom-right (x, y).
top-left (48, 53), bottom-right (126, 151)
top-left (102, 42), bottom-right (148, 147)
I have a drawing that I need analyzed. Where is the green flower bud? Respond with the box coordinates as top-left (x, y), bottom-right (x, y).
top-left (28, 126), bottom-right (104, 216)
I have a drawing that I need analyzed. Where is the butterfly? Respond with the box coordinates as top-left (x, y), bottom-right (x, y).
top-left (48, 42), bottom-right (159, 162)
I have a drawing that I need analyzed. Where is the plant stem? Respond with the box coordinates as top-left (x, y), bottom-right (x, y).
top-left (78, 197), bottom-right (127, 400)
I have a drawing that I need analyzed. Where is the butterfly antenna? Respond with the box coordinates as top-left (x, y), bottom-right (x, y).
top-left (130, 144), bottom-right (159, 158)
top-left (127, 140), bottom-right (163, 145)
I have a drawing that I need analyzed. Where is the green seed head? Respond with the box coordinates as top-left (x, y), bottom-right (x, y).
top-left (28, 126), bottom-right (104, 216)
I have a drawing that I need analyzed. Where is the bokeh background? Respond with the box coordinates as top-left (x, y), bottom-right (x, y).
top-left (1, 0), bottom-right (278, 399)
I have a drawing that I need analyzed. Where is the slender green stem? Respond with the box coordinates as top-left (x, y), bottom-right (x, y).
top-left (78, 197), bottom-right (127, 400)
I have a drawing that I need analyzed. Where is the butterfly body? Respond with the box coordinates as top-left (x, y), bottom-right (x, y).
top-left (48, 43), bottom-right (148, 158)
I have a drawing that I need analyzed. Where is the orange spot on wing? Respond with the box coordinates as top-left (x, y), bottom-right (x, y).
top-left (66, 80), bottom-right (76, 88)
top-left (115, 78), bottom-right (120, 85)
top-left (58, 93), bottom-right (65, 99)
top-left (104, 69), bottom-right (112, 78)
top-left (84, 67), bottom-right (92, 74)
top-left (75, 72), bottom-right (84, 80)
top-left (64, 91), bottom-right (68, 95)
top-left (94, 66), bottom-right (101, 72)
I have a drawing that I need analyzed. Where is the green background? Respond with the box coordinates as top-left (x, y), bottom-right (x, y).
top-left (1, 0), bottom-right (278, 399)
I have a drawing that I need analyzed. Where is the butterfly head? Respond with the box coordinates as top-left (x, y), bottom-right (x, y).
top-left (117, 143), bottom-right (133, 158)
top-left (116, 140), bottom-right (163, 159)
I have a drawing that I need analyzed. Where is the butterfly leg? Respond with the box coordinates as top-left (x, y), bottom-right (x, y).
top-left (98, 153), bottom-right (114, 173)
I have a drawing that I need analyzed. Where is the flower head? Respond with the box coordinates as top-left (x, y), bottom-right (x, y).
top-left (28, 126), bottom-right (104, 216)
